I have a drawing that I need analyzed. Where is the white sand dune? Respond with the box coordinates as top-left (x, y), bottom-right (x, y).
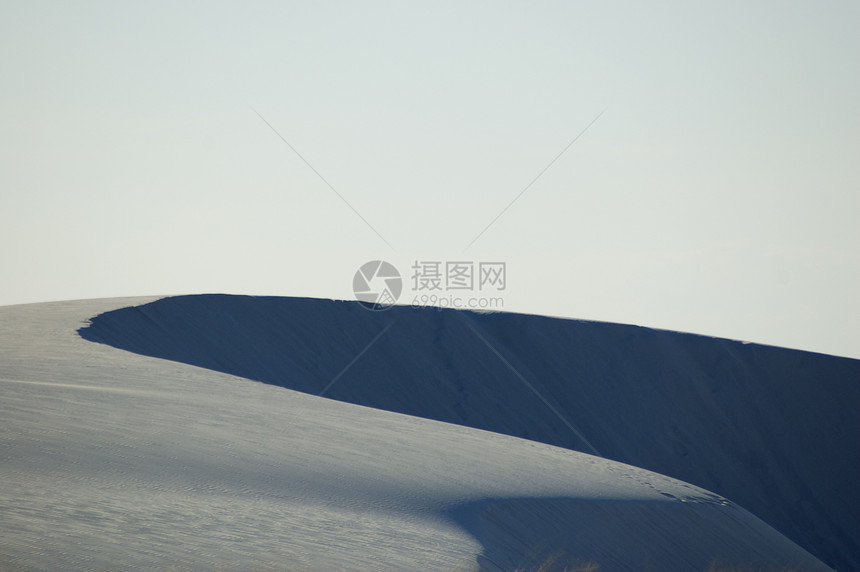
top-left (0, 296), bottom-right (852, 570)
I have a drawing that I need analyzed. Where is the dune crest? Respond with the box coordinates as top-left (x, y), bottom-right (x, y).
top-left (78, 294), bottom-right (860, 569)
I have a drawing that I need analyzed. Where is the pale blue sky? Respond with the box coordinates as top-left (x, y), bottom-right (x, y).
top-left (2, 1), bottom-right (858, 358)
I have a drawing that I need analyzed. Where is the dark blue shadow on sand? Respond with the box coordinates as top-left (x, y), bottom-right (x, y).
top-left (445, 496), bottom-right (828, 572)
top-left (78, 294), bottom-right (860, 570)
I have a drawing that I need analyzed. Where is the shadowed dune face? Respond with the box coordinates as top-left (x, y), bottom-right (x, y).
top-left (78, 294), bottom-right (860, 570)
top-left (447, 497), bottom-right (827, 572)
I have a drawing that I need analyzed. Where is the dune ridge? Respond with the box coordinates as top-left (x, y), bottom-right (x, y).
top-left (78, 294), bottom-right (860, 570)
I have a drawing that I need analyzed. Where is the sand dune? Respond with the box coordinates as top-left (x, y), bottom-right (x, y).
top-left (1, 296), bottom-right (853, 570)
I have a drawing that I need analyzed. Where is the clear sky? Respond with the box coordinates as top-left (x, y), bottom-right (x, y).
top-left (2, 1), bottom-right (858, 359)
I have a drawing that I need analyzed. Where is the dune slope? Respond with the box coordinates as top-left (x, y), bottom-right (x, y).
top-left (78, 294), bottom-right (860, 570)
top-left (0, 296), bottom-right (835, 571)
